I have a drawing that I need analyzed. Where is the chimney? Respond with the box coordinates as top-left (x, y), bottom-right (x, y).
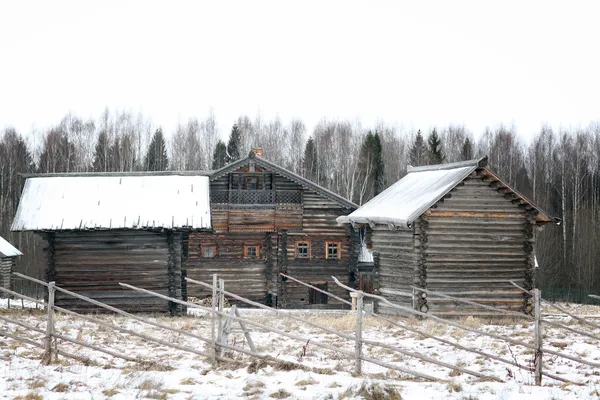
top-left (252, 147), bottom-right (263, 158)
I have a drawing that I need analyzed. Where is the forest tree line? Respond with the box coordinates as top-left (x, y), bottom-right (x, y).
top-left (1, 108), bottom-right (599, 300)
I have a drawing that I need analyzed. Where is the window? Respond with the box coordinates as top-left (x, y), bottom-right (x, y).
top-left (309, 281), bottom-right (328, 305)
top-left (296, 241), bottom-right (310, 259)
top-left (246, 176), bottom-right (258, 190)
top-left (244, 245), bottom-right (260, 259)
top-left (202, 246), bottom-right (216, 258)
top-left (325, 241), bottom-right (341, 260)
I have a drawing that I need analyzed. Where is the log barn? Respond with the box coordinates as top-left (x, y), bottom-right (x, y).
top-left (338, 157), bottom-right (559, 317)
top-left (0, 236), bottom-right (22, 298)
top-left (11, 174), bottom-right (212, 313)
top-left (11, 149), bottom-right (359, 312)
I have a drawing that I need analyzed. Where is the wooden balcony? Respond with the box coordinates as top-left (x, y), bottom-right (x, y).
top-left (210, 190), bottom-right (302, 208)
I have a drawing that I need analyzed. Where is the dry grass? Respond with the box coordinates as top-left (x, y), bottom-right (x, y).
top-left (102, 386), bottom-right (120, 397)
top-left (51, 383), bottom-right (70, 392)
top-left (339, 382), bottom-right (403, 400)
top-left (295, 377), bottom-right (318, 386)
top-left (270, 388), bottom-right (292, 398)
top-left (12, 392), bottom-right (44, 400)
top-left (27, 377), bottom-right (47, 390)
top-left (137, 378), bottom-right (164, 391)
top-left (180, 377), bottom-right (199, 385)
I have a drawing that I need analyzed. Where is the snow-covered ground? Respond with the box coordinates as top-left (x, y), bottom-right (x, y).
top-left (1, 302), bottom-right (599, 399)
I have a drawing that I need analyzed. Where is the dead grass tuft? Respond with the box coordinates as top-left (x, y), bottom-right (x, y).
top-left (102, 387), bottom-right (120, 397)
top-left (137, 378), bottom-right (164, 391)
top-left (180, 377), bottom-right (199, 385)
top-left (27, 377), bottom-right (47, 390)
top-left (340, 382), bottom-right (402, 400)
top-left (295, 377), bottom-right (318, 386)
top-left (447, 381), bottom-right (463, 393)
top-left (247, 359), bottom-right (269, 374)
top-left (270, 388), bottom-right (292, 398)
top-left (12, 392), bottom-right (44, 400)
top-left (51, 383), bottom-right (70, 392)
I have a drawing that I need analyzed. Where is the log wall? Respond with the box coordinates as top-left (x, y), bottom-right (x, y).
top-left (371, 228), bottom-right (416, 315)
top-left (421, 175), bottom-right (532, 317)
top-left (0, 256), bottom-right (14, 298)
top-left (44, 230), bottom-right (182, 313)
top-left (186, 232), bottom-right (277, 304)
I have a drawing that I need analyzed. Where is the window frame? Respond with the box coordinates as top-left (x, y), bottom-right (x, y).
top-left (244, 245), bottom-right (260, 259)
top-left (245, 176), bottom-right (259, 190)
top-left (202, 245), bottom-right (217, 258)
top-left (325, 241), bottom-right (341, 260)
top-left (295, 240), bottom-right (311, 259)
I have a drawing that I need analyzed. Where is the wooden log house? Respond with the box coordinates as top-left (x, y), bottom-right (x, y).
top-left (0, 236), bottom-right (22, 298)
top-left (185, 150), bottom-right (359, 309)
top-left (11, 150), bottom-right (359, 312)
top-left (338, 157), bottom-right (559, 317)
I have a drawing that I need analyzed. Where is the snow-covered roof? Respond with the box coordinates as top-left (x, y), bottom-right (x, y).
top-left (337, 159), bottom-right (482, 229)
top-left (0, 236), bottom-right (22, 257)
top-left (11, 175), bottom-right (211, 231)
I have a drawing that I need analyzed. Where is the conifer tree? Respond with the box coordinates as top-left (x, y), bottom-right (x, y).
top-left (226, 124), bottom-right (241, 163)
top-left (460, 137), bottom-right (474, 160)
top-left (356, 131), bottom-right (385, 203)
top-left (427, 128), bottom-right (445, 164)
top-left (212, 140), bottom-right (228, 169)
top-left (144, 128), bottom-right (169, 171)
top-left (409, 130), bottom-right (428, 166)
top-left (302, 137), bottom-right (318, 181)
top-left (92, 131), bottom-right (111, 172)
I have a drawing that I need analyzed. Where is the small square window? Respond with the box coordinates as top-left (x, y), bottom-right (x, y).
top-left (296, 241), bottom-right (310, 259)
top-left (325, 241), bottom-right (341, 260)
top-left (244, 245), bottom-right (260, 259)
top-left (246, 176), bottom-right (258, 190)
top-left (203, 246), bottom-right (216, 258)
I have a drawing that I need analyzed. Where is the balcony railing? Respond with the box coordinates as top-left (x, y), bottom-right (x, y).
top-left (210, 190), bottom-right (302, 205)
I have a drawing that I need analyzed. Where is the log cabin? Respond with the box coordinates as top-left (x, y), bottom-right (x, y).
top-left (11, 149), bottom-right (359, 312)
top-left (186, 150), bottom-right (359, 309)
top-left (0, 236), bottom-right (22, 298)
top-left (11, 174), bottom-right (212, 313)
top-left (337, 157), bottom-right (560, 317)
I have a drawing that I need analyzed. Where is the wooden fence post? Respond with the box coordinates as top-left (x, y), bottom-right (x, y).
top-left (42, 281), bottom-right (55, 365)
top-left (534, 288), bottom-right (543, 386)
top-left (211, 274), bottom-right (217, 364)
top-left (217, 278), bottom-right (225, 356)
top-left (350, 292), bottom-right (357, 311)
top-left (355, 291), bottom-right (363, 375)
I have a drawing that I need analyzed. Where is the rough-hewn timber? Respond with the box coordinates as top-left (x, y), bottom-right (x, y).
top-left (0, 257), bottom-right (15, 298)
top-left (43, 230), bottom-right (181, 313)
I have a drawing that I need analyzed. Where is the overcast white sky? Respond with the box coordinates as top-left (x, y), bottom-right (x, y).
top-left (0, 1), bottom-right (598, 140)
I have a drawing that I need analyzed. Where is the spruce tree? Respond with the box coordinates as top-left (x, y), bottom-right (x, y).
top-left (212, 140), bottom-right (228, 169)
top-left (460, 137), bottom-right (474, 161)
top-left (302, 137), bottom-right (318, 181)
top-left (92, 131), bottom-right (111, 172)
top-left (226, 124), bottom-right (241, 163)
top-left (144, 128), bottom-right (169, 171)
top-left (357, 131), bottom-right (385, 203)
top-left (427, 128), bottom-right (445, 164)
top-left (409, 130), bottom-right (428, 166)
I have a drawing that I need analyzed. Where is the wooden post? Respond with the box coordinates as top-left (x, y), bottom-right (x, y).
top-left (211, 274), bottom-right (217, 364)
top-left (354, 291), bottom-right (363, 375)
top-left (42, 281), bottom-right (55, 365)
top-left (350, 292), bottom-right (357, 311)
top-left (534, 288), bottom-right (542, 386)
top-left (217, 278), bottom-right (225, 355)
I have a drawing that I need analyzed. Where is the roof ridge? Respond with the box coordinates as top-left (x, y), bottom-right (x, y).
top-left (407, 156), bottom-right (488, 173)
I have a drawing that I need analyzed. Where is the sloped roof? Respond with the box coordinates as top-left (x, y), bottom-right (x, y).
top-left (211, 152), bottom-right (358, 209)
top-left (337, 157), bottom-right (558, 229)
top-left (12, 175), bottom-right (211, 231)
top-left (0, 236), bottom-right (22, 257)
